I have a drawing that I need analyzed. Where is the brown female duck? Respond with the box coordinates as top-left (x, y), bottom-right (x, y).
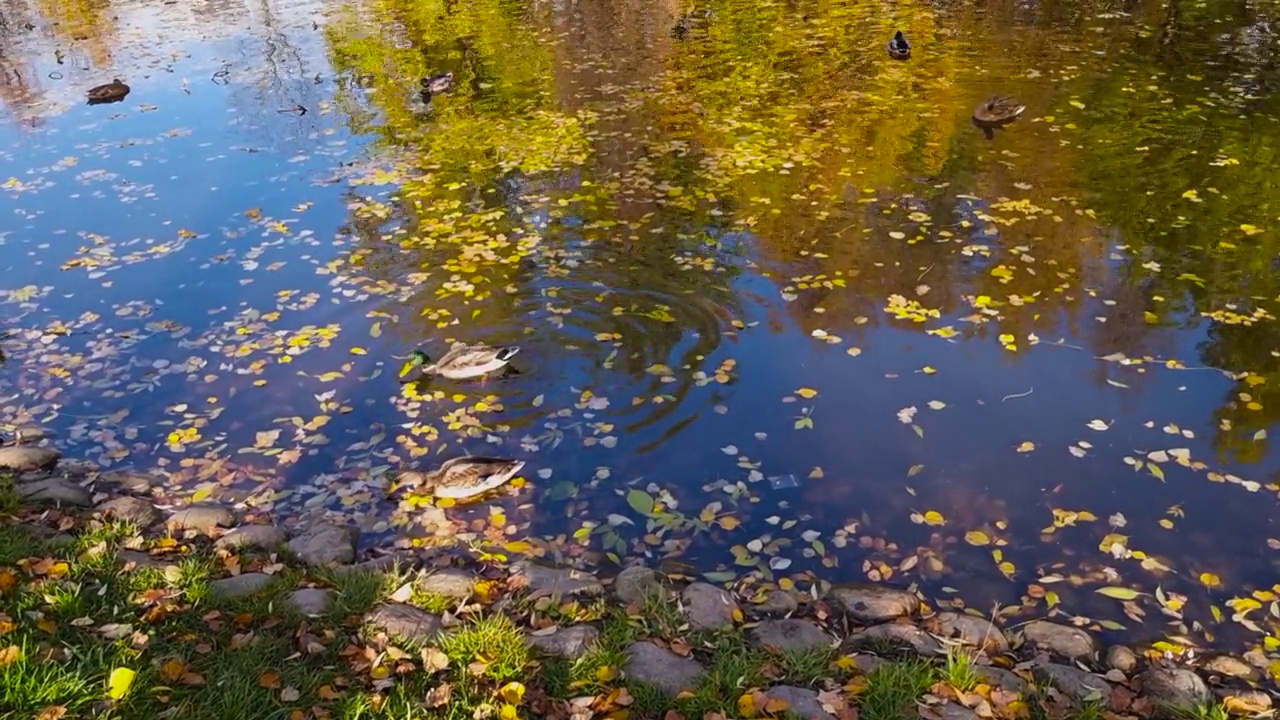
top-left (393, 456), bottom-right (527, 499)
top-left (972, 96), bottom-right (1025, 125)
top-left (87, 79), bottom-right (130, 105)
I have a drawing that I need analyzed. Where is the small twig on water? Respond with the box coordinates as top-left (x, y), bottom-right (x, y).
top-left (917, 263), bottom-right (934, 282)
top-left (1001, 387), bottom-right (1034, 402)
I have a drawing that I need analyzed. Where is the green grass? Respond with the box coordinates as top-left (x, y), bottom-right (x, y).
top-left (941, 645), bottom-right (981, 691)
top-left (860, 659), bottom-right (937, 720)
top-left (439, 613), bottom-right (531, 684)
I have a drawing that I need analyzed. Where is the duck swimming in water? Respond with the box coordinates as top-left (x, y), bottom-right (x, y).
top-left (972, 96), bottom-right (1025, 125)
top-left (887, 30), bottom-right (911, 60)
top-left (398, 342), bottom-right (520, 382)
top-left (421, 72), bottom-right (454, 96)
top-left (393, 456), bottom-right (527, 499)
top-left (86, 79), bottom-right (129, 105)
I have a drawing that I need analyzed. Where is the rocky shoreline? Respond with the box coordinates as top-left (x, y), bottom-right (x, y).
top-left (1, 442), bottom-right (1276, 720)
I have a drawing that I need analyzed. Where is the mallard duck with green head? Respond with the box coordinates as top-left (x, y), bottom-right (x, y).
top-left (887, 30), bottom-right (911, 60)
top-left (972, 96), bottom-right (1025, 125)
top-left (398, 341), bottom-right (520, 382)
top-left (394, 456), bottom-right (527, 499)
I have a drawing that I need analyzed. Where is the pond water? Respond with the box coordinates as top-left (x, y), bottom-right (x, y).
top-left (3, 0), bottom-right (1280, 653)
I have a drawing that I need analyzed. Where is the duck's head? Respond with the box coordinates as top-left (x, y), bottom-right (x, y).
top-left (407, 349), bottom-right (431, 366)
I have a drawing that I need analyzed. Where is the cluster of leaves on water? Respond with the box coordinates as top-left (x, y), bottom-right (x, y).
top-left (6, 0), bottom-right (1280, 671)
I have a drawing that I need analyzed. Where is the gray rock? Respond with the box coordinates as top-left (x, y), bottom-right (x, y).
top-left (1140, 667), bottom-right (1208, 713)
top-left (1202, 654), bottom-right (1257, 681)
top-left (416, 568), bottom-right (475, 598)
top-left (0, 446), bottom-right (59, 472)
top-left (117, 550), bottom-right (169, 569)
top-left (16, 477), bottom-right (91, 506)
top-left (826, 584), bottom-right (919, 623)
top-left (527, 625), bottom-right (599, 659)
top-left (847, 653), bottom-right (888, 674)
top-left (363, 603), bottom-right (442, 645)
top-left (934, 612), bottom-right (1009, 654)
top-left (747, 587), bottom-right (799, 618)
top-left (751, 619), bottom-right (832, 653)
top-left (614, 565), bottom-right (665, 605)
top-left (1105, 645), bottom-right (1139, 673)
top-left (96, 496), bottom-right (162, 527)
top-left (683, 582), bottom-right (739, 631)
top-left (624, 641), bottom-right (705, 695)
top-left (512, 562), bottom-right (603, 598)
top-left (216, 525), bottom-right (289, 551)
top-left (210, 572), bottom-right (274, 599)
top-left (96, 471), bottom-right (158, 494)
top-left (937, 703), bottom-right (979, 720)
top-left (167, 504), bottom-right (237, 534)
top-left (764, 685), bottom-right (836, 720)
top-left (11, 426), bottom-right (50, 444)
top-left (335, 553), bottom-right (417, 577)
top-left (287, 588), bottom-right (332, 616)
top-left (848, 622), bottom-right (942, 656)
top-left (287, 523), bottom-right (358, 566)
top-left (976, 666), bottom-right (1030, 694)
top-left (1020, 621), bottom-right (1097, 661)
top-left (1033, 664), bottom-right (1112, 704)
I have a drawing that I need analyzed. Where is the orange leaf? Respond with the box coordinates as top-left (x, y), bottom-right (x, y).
top-left (318, 685), bottom-right (341, 700)
top-left (258, 670), bottom-right (283, 689)
top-left (160, 658), bottom-right (187, 683)
top-left (36, 706), bottom-right (67, 720)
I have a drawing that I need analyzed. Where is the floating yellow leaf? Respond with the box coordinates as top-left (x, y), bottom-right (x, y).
top-left (1200, 572), bottom-right (1222, 588)
top-left (923, 510), bottom-right (946, 526)
top-left (795, 387), bottom-right (818, 399)
top-left (107, 667), bottom-right (136, 700)
top-left (717, 516), bottom-right (742, 531)
top-left (1016, 441), bottom-right (1036, 453)
top-left (964, 530), bottom-right (991, 546)
top-left (1241, 224), bottom-right (1264, 236)
top-left (1095, 586), bottom-right (1142, 600)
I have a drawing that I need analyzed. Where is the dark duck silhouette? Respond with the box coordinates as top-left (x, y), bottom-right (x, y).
top-left (86, 79), bottom-right (129, 105)
top-left (419, 72), bottom-right (454, 103)
top-left (887, 30), bottom-right (911, 60)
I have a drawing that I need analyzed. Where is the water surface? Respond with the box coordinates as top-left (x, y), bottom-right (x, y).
top-left (3, 0), bottom-right (1280, 653)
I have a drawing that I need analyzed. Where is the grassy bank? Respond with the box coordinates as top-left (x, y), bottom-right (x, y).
top-left (0, 477), bottom-right (1237, 720)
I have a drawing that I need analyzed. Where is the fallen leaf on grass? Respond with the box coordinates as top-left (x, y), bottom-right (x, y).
top-left (107, 667), bottom-right (136, 700)
top-left (259, 670), bottom-right (283, 689)
top-left (426, 683), bottom-right (452, 708)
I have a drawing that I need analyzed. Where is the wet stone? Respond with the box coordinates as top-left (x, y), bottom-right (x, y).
top-left (747, 587), bottom-right (799, 618)
top-left (216, 525), bottom-right (289, 552)
top-left (624, 641), bottom-right (705, 696)
top-left (613, 565), bottom-right (664, 605)
top-left (96, 470), bottom-right (159, 494)
top-left (682, 582), bottom-right (739, 630)
top-left (0, 446), bottom-right (60, 472)
top-left (96, 496), bottom-right (162, 527)
top-left (976, 666), bottom-right (1030, 694)
top-left (512, 562), bottom-right (603, 598)
top-left (167, 504), bottom-right (237, 534)
top-left (1020, 620), bottom-right (1097, 661)
top-left (1106, 645), bottom-right (1139, 673)
top-left (364, 603), bottom-right (443, 646)
top-left (764, 685), bottom-right (836, 720)
top-left (10, 425), bottom-right (50, 444)
top-left (527, 625), bottom-right (599, 659)
top-left (416, 568), bottom-right (475, 598)
top-left (848, 622), bottom-right (942, 656)
top-left (16, 477), bottom-right (91, 507)
top-left (288, 588), bottom-right (332, 616)
top-left (933, 612), bottom-right (1008, 654)
top-left (751, 619), bottom-right (832, 653)
top-left (1140, 667), bottom-right (1209, 714)
top-left (1032, 664), bottom-right (1112, 704)
top-left (288, 522), bottom-right (358, 566)
top-left (336, 552), bottom-right (417, 577)
top-left (1202, 654), bottom-right (1257, 681)
top-left (826, 584), bottom-right (919, 623)
top-left (211, 572), bottom-right (274, 599)
top-left (118, 550), bottom-right (169, 569)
